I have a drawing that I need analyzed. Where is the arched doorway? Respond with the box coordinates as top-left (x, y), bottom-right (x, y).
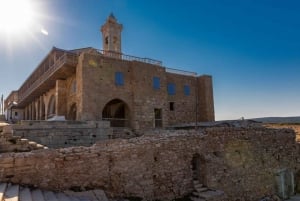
top-left (191, 154), bottom-right (207, 186)
top-left (47, 95), bottom-right (56, 119)
top-left (68, 103), bottom-right (77, 120)
top-left (102, 99), bottom-right (130, 127)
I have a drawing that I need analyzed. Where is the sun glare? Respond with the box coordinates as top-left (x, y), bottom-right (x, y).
top-left (0, 0), bottom-right (34, 34)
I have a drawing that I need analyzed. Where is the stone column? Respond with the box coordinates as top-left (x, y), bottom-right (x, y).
top-left (39, 96), bottom-right (42, 120)
top-left (28, 103), bottom-right (32, 120)
top-left (32, 101), bottom-right (35, 120)
top-left (55, 79), bottom-right (67, 117)
top-left (35, 100), bottom-right (39, 120)
top-left (24, 106), bottom-right (27, 120)
top-left (45, 96), bottom-right (48, 120)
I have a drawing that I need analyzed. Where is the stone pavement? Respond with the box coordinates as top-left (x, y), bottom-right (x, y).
top-left (0, 182), bottom-right (108, 201)
top-left (286, 195), bottom-right (300, 201)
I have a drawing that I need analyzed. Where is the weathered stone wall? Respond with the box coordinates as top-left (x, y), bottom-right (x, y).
top-left (166, 72), bottom-right (197, 126)
top-left (0, 127), bottom-right (297, 200)
top-left (77, 52), bottom-right (214, 130)
top-left (77, 53), bottom-right (134, 123)
top-left (10, 120), bottom-right (112, 148)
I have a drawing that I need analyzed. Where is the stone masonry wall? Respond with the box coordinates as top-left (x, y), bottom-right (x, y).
top-left (77, 52), bottom-right (215, 130)
top-left (9, 120), bottom-right (112, 148)
top-left (0, 127), bottom-right (297, 201)
top-left (0, 125), bottom-right (46, 153)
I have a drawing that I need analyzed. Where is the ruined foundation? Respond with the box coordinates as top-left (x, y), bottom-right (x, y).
top-left (0, 126), bottom-right (298, 201)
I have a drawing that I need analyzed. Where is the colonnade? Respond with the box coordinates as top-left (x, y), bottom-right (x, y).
top-left (23, 95), bottom-right (55, 120)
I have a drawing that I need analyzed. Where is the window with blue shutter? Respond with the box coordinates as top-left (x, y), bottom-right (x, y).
top-left (115, 72), bottom-right (124, 86)
top-left (153, 76), bottom-right (160, 90)
top-left (167, 83), bottom-right (176, 95)
top-left (184, 85), bottom-right (190, 96)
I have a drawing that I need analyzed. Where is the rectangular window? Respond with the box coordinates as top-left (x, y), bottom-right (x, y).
top-left (153, 76), bottom-right (160, 90)
top-left (184, 85), bottom-right (190, 96)
top-left (115, 72), bottom-right (124, 86)
top-left (167, 83), bottom-right (176, 95)
top-left (169, 102), bottom-right (175, 111)
top-left (14, 112), bottom-right (18, 116)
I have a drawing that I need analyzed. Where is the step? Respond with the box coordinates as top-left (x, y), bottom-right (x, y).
top-left (28, 141), bottom-right (37, 146)
top-left (66, 196), bottom-right (81, 201)
top-left (0, 183), bottom-right (8, 201)
top-left (194, 183), bottom-right (203, 189)
top-left (190, 196), bottom-right (206, 201)
top-left (4, 184), bottom-right (19, 201)
top-left (19, 187), bottom-right (33, 201)
top-left (56, 192), bottom-right (72, 201)
top-left (198, 190), bottom-right (224, 200)
top-left (64, 191), bottom-right (97, 201)
top-left (32, 189), bottom-right (46, 201)
top-left (43, 191), bottom-right (59, 201)
top-left (193, 180), bottom-right (201, 185)
top-left (20, 139), bottom-right (29, 144)
top-left (192, 191), bottom-right (200, 197)
top-left (36, 144), bottom-right (45, 149)
top-left (196, 187), bottom-right (208, 193)
top-left (93, 190), bottom-right (109, 201)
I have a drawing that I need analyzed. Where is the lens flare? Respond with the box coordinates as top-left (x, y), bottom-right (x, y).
top-left (0, 0), bottom-right (34, 34)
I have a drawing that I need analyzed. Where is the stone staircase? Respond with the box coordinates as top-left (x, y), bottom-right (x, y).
top-left (0, 183), bottom-right (108, 201)
top-left (0, 126), bottom-right (47, 153)
top-left (190, 175), bottom-right (225, 201)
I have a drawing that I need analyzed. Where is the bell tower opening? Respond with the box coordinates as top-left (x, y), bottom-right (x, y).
top-left (100, 13), bottom-right (123, 57)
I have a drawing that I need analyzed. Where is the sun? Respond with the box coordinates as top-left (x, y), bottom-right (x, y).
top-left (0, 0), bottom-right (34, 34)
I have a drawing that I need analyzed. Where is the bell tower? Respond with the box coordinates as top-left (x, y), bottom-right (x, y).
top-left (101, 13), bottom-right (123, 54)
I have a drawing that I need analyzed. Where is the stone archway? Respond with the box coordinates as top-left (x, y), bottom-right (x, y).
top-left (191, 154), bottom-right (207, 186)
top-left (68, 103), bottom-right (77, 120)
top-left (102, 99), bottom-right (130, 127)
top-left (47, 95), bottom-right (56, 118)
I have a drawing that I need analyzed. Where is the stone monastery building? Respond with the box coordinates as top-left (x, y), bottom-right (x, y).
top-left (5, 14), bottom-right (214, 131)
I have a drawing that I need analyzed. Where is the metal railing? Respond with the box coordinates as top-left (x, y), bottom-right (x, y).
top-left (166, 67), bottom-right (197, 77)
top-left (96, 50), bottom-right (162, 66)
top-left (18, 53), bottom-right (78, 103)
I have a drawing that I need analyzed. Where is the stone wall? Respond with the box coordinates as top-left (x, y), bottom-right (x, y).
top-left (0, 127), bottom-right (297, 200)
top-left (77, 52), bottom-right (215, 130)
top-left (9, 120), bottom-right (112, 148)
top-left (0, 125), bottom-right (46, 152)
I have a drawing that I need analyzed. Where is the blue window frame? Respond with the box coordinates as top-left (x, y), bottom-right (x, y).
top-left (153, 76), bottom-right (160, 90)
top-left (184, 85), bottom-right (190, 96)
top-left (167, 83), bottom-right (176, 95)
top-left (115, 72), bottom-right (124, 86)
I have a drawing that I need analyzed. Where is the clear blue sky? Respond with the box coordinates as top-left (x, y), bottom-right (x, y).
top-left (0, 0), bottom-right (299, 120)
